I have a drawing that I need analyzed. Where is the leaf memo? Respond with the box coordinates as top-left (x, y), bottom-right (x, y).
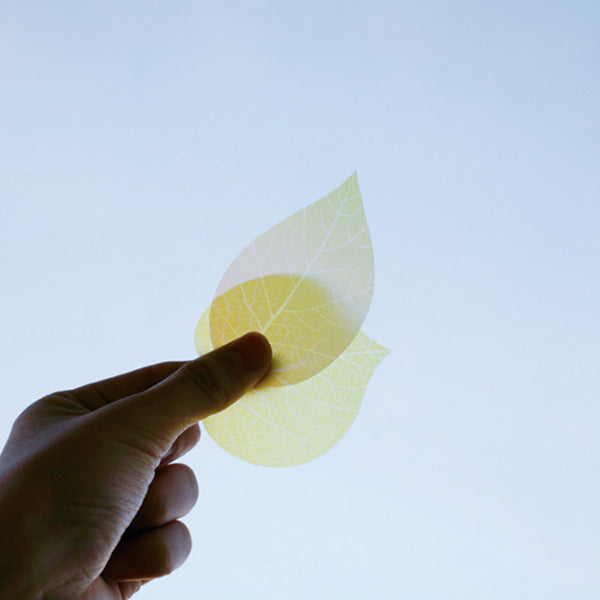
top-left (195, 173), bottom-right (388, 466)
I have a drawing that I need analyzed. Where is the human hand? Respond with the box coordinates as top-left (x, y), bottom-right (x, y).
top-left (0, 332), bottom-right (271, 600)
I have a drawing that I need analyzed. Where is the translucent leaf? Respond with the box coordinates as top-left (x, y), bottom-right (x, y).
top-left (195, 173), bottom-right (388, 466)
top-left (209, 172), bottom-right (374, 386)
top-left (195, 309), bottom-right (389, 466)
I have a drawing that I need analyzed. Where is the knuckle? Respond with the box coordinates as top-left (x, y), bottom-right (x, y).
top-left (157, 522), bottom-right (191, 574)
top-left (153, 489), bottom-right (169, 524)
top-left (120, 580), bottom-right (142, 599)
top-left (177, 463), bottom-right (199, 505)
top-left (14, 397), bottom-right (49, 425)
top-left (156, 540), bottom-right (176, 575)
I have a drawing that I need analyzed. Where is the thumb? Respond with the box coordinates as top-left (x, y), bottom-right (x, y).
top-left (100, 332), bottom-right (271, 452)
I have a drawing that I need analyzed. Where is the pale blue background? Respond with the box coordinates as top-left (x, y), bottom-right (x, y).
top-left (1, 2), bottom-right (599, 598)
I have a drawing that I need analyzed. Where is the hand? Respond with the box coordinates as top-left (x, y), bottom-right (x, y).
top-left (0, 332), bottom-right (271, 600)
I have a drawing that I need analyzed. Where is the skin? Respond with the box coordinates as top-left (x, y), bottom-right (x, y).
top-left (0, 332), bottom-right (272, 600)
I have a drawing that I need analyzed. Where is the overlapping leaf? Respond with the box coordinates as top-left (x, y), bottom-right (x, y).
top-left (196, 173), bottom-right (388, 466)
top-left (196, 310), bottom-right (388, 466)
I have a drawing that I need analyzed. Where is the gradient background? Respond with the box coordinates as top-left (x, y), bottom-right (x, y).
top-left (1, 2), bottom-right (599, 598)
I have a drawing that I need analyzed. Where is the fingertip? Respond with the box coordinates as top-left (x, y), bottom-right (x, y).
top-left (221, 331), bottom-right (272, 374)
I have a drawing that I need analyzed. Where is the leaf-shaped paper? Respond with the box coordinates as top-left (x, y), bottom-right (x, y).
top-left (196, 173), bottom-right (388, 466)
top-left (195, 309), bottom-right (389, 466)
top-left (209, 172), bottom-right (373, 386)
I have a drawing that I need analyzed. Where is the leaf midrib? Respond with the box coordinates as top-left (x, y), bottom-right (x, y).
top-left (261, 182), bottom-right (356, 335)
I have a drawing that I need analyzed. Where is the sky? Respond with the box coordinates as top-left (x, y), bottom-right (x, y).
top-left (1, 2), bottom-right (599, 598)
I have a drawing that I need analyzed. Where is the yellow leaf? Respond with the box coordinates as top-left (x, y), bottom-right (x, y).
top-left (195, 309), bottom-right (389, 466)
top-left (195, 173), bottom-right (388, 466)
top-left (209, 274), bottom-right (355, 387)
top-left (210, 172), bottom-right (373, 386)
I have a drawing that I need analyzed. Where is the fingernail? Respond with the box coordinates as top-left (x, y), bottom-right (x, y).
top-left (228, 332), bottom-right (272, 373)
